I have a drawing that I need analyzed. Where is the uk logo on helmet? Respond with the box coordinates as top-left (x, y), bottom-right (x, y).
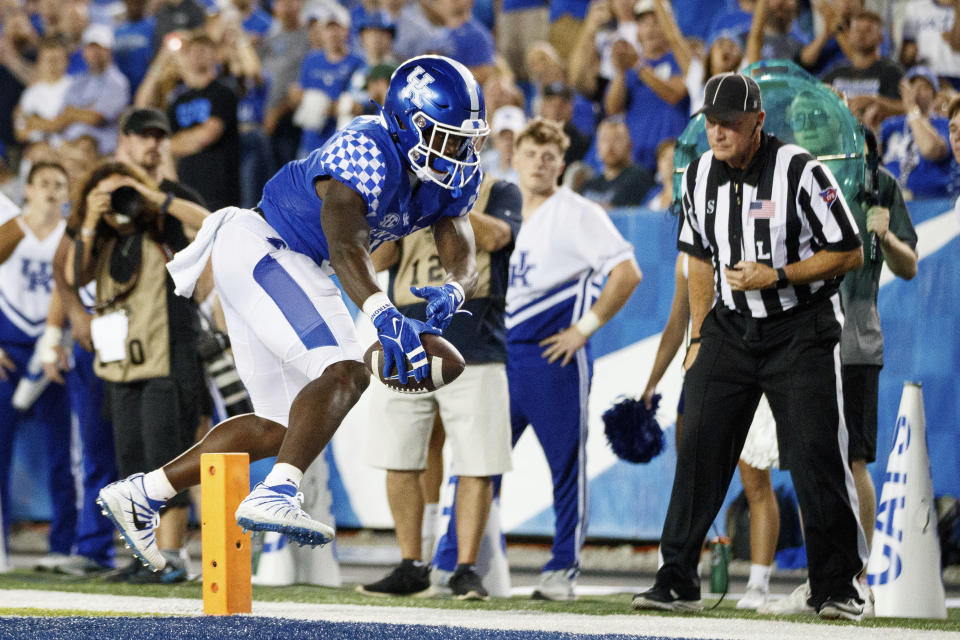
top-left (400, 67), bottom-right (437, 109)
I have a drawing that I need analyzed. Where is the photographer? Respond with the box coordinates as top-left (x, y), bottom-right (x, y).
top-left (55, 159), bottom-right (207, 583)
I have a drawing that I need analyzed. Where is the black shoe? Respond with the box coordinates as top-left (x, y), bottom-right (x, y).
top-left (127, 556), bottom-right (188, 584)
top-left (632, 581), bottom-right (703, 612)
top-left (355, 559), bottom-right (431, 597)
top-left (102, 557), bottom-right (143, 583)
top-left (818, 596), bottom-right (864, 621)
top-left (449, 566), bottom-right (489, 601)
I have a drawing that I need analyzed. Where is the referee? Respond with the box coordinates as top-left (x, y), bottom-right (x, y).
top-left (633, 73), bottom-right (868, 619)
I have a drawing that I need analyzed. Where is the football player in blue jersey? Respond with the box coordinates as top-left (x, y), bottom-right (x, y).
top-left (97, 55), bottom-right (490, 572)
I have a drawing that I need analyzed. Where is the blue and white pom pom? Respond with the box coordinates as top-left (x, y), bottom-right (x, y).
top-left (602, 394), bottom-right (665, 464)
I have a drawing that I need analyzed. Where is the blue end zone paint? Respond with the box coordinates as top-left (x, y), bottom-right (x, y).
top-left (0, 617), bottom-right (710, 640)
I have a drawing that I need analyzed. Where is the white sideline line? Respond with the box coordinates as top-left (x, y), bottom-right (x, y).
top-left (1, 589), bottom-right (957, 640)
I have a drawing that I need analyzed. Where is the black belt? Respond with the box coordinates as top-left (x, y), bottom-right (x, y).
top-left (719, 294), bottom-right (834, 343)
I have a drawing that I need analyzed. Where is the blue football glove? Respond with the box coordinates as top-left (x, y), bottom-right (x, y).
top-left (371, 306), bottom-right (440, 384)
top-left (410, 282), bottom-right (468, 331)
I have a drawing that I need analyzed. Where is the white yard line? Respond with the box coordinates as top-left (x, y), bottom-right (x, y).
top-left (1, 589), bottom-right (958, 639)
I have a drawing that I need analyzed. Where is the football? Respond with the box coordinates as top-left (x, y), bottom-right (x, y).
top-left (363, 333), bottom-right (465, 394)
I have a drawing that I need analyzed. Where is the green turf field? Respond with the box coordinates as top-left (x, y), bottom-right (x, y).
top-left (1, 571), bottom-right (958, 632)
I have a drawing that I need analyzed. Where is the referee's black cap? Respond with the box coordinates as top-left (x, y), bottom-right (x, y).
top-left (695, 73), bottom-right (762, 121)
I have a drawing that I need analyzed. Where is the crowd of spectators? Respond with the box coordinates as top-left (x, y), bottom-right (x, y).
top-left (0, 0), bottom-right (958, 215)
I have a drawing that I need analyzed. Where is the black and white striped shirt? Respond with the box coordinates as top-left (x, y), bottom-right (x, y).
top-left (677, 133), bottom-right (862, 318)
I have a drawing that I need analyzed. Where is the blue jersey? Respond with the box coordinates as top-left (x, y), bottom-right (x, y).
top-left (298, 50), bottom-right (366, 151)
top-left (259, 115), bottom-right (481, 268)
top-left (427, 20), bottom-right (495, 68)
top-left (242, 8), bottom-right (273, 38)
top-left (114, 18), bottom-right (156, 92)
top-left (622, 51), bottom-right (689, 172)
top-left (881, 114), bottom-right (954, 199)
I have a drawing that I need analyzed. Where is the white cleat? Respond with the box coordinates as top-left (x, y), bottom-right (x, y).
top-left (96, 473), bottom-right (166, 571)
top-left (736, 584), bottom-right (770, 610)
top-left (531, 568), bottom-right (578, 601)
top-left (757, 581), bottom-right (815, 615)
top-left (234, 483), bottom-right (335, 548)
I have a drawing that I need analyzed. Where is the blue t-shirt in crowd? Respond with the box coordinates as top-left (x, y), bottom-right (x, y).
top-left (620, 52), bottom-right (690, 173)
top-left (242, 8), bottom-right (273, 38)
top-left (114, 17), bottom-right (156, 92)
top-left (238, 76), bottom-right (270, 126)
top-left (548, 0), bottom-right (589, 21)
top-left (67, 49), bottom-right (86, 76)
top-left (807, 32), bottom-right (892, 77)
top-left (673, 0), bottom-right (725, 40)
top-left (571, 94), bottom-right (598, 139)
top-left (473, 0), bottom-right (495, 31)
top-left (259, 115), bottom-right (480, 268)
top-left (427, 20), bottom-right (495, 68)
top-left (881, 114), bottom-right (954, 199)
top-left (708, 8), bottom-right (810, 47)
top-left (297, 50), bottom-right (366, 153)
top-left (503, 0), bottom-right (546, 11)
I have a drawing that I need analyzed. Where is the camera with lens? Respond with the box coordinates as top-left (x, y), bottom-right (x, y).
top-left (109, 185), bottom-right (151, 227)
top-left (196, 319), bottom-right (253, 417)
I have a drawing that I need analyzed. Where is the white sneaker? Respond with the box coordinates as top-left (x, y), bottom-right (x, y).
top-left (235, 482), bottom-right (334, 548)
top-left (33, 553), bottom-right (71, 572)
top-left (859, 581), bottom-right (875, 618)
top-left (97, 473), bottom-right (166, 571)
top-left (757, 581), bottom-right (815, 615)
top-left (818, 596), bottom-right (864, 621)
top-left (53, 554), bottom-right (111, 576)
top-left (531, 568), bottom-right (577, 601)
top-left (736, 583), bottom-right (769, 610)
top-left (428, 567), bottom-right (453, 597)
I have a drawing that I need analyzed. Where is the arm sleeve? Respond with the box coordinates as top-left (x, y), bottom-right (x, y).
top-left (798, 160), bottom-right (862, 251)
top-left (676, 158), bottom-right (712, 258)
top-left (315, 128), bottom-right (386, 214)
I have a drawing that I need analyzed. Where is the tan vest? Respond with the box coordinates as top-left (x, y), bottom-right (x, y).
top-left (390, 176), bottom-right (494, 306)
top-left (93, 234), bottom-right (172, 382)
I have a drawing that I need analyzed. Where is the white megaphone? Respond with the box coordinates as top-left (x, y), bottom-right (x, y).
top-left (866, 382), bottom-right (947, 619)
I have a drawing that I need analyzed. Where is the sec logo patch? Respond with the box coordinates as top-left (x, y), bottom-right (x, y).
top-left (819, 187), bottom-right (838, 204)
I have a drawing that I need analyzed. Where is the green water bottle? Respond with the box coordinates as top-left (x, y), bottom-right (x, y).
top-left (709, 537), bottom-right (731, 594)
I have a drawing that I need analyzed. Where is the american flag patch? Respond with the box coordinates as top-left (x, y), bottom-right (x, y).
top-left (749, 200), bottom-right (776, 219)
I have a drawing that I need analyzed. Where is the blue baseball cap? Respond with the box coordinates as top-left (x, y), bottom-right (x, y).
top-left (906, 66), bottom-right (939, 91)
top-left (357, 13), bottom-right (396, 36)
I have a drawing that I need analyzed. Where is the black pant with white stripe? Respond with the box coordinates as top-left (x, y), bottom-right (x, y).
top-left (658, 296), bottom-right (866, 608)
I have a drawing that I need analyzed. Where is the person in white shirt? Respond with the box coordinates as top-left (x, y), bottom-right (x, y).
top-left (13, 37), bottom-right (72, 148)
top-left (0, 162), bottom-right (76, 572)
top-left (901, 0), bottom-right (960, 86)
top-left (506, 118), bottom-right (641, 600)
top-left (480, 105), bottom-right (526, 184)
